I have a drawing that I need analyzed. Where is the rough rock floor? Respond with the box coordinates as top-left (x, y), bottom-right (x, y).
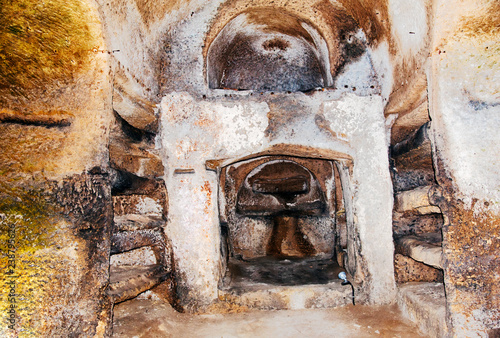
top-left (112, 299), bottom-right (426, 337)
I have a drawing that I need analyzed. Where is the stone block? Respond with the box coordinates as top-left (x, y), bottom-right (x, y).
top-left (394, 254), bottom-right (443, 283)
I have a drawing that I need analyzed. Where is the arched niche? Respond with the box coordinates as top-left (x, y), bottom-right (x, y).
top-left (206, 9), bottom-right (332, 92)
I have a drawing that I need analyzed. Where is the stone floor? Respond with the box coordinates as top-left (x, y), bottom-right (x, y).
top-left (224, 257), bottom-right (344, 287)
top-left (397, 282), bottom-right (446, 337)
top-left (112, 299), bottom-right (427, 337)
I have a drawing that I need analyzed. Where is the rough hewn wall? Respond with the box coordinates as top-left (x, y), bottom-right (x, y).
top-left (1, 0), bottom-right (499, 335)
top-left (428, 0), bottom-right (500, 335)
top-left (0, 0), bottom-right (114, 336)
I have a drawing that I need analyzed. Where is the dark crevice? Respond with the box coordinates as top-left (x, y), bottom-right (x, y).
top-left (391, 122), bottom-right (430, 158)
top-left (113, 110), bottom-right (155, 144)
top-left (111, 169), bottom-right (160, 196)
top-left (0, 113), bottom-right (72, 128)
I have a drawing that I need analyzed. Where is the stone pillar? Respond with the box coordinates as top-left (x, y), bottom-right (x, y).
top-left (163, 171), bottom-right (221, 311)
top-left (160, 93), bottom-right (224, 311)
top-left (324, 95), bottom-right (396, 304)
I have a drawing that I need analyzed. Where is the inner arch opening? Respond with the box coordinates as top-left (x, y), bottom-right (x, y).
top-left (207, 9), bottom-right (332, 92)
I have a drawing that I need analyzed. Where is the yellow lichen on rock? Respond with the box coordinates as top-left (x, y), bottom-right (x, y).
top-left (0, 0), bottom-right (97, 102)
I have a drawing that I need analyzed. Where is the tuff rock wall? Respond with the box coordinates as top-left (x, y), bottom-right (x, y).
top-left (0, 0), bottom-right (114, 336)
top-left (428, 0), bottom-right (500, 335)
top-left (0, 0), bottom-right (498, 336)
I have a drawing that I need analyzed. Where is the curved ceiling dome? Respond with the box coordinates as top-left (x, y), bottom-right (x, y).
top-left (207, 9), bottom-right (332, 92)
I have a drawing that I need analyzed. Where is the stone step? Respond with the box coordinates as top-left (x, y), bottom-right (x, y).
top-left (107, 265), bottom-right (170, 304)
top-left (394, 253), bottom-right (443, 283)
top-left (114, 214), bottom-right (164, 232)
top-left (393, 212), bottom-right (443, 236)
top-left (395, 185), bottom-right (442, 215)
top-left (109, 142), bottom-right (164, 180)
top-left (111, 173), bottom-right (167, 217)
top-left (111, 227), bottom-right (170, 268)
top-left (111, 229), bottom-right (165, 253)
top-left (219, 257), bottom-right (353, 310)
top-left (110, 246), bottom-right (157, 267)
top-left (113, 195), bottom-right (165, 217)
top-left (395, 232), bottom-right (443, 269)
top-left (391, 122), bottom-right (433, 172)
top-left (398, 282), bottom-right (447, 337)
top-left (219, 282), bottom-right (353, 310)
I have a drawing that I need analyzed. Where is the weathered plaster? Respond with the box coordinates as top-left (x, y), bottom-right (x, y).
top-left (160, 90), bottom-right (395, 309)
top-left (323, 95), bottom-right (396, 303)
top-left (388, 0), bottom-right (429, 57)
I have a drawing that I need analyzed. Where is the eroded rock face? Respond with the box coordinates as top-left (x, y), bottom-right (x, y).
top-left (1, 0), bottom-right (499, 336)
top-left (0, 0), bottom-right (114, 335)
top-left (54, 173), bottom-right (114, 336)
top-left (0, 174), bottom-right (114, 337)
top-left (394, 254), bottom-right (443, 283)
top-left (427, 1), bottom-right (500, 335)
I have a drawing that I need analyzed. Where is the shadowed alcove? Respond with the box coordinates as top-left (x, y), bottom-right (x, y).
top-left (206, 9), bottom-right (333, 91)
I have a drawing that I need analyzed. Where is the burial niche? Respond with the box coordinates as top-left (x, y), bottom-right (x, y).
top-left (219, 156), bottom-right (346, 287)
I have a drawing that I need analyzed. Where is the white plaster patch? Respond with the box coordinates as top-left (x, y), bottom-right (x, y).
top-left (334, 52), bottom-right (379, 97)
top-left (214, 102), bottom-right (269, 157)
top-left (446, 39), bottom-right (500, 104)
top-left (438, 104), bottom-right (500, 206)
top-left (389, 0), bottom-right (429, 55)
top-left (166, 4), bottom-right (221, 93)
top-left (430, 55), bottom-right (500, 208)
top-left (370, 41), bottom-right (394, 101)
top-left (148, 0), bottom-right (220, 45)
top-left (323, 93), bottom-right (384, 139)
top-left (332, 30), bottom-right (377, 97)
top-left (135, 197), bottom-right (163, 215)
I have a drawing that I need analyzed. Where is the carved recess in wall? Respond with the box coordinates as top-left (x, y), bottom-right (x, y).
top-left (220, 155), bottom-right (339, 260)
